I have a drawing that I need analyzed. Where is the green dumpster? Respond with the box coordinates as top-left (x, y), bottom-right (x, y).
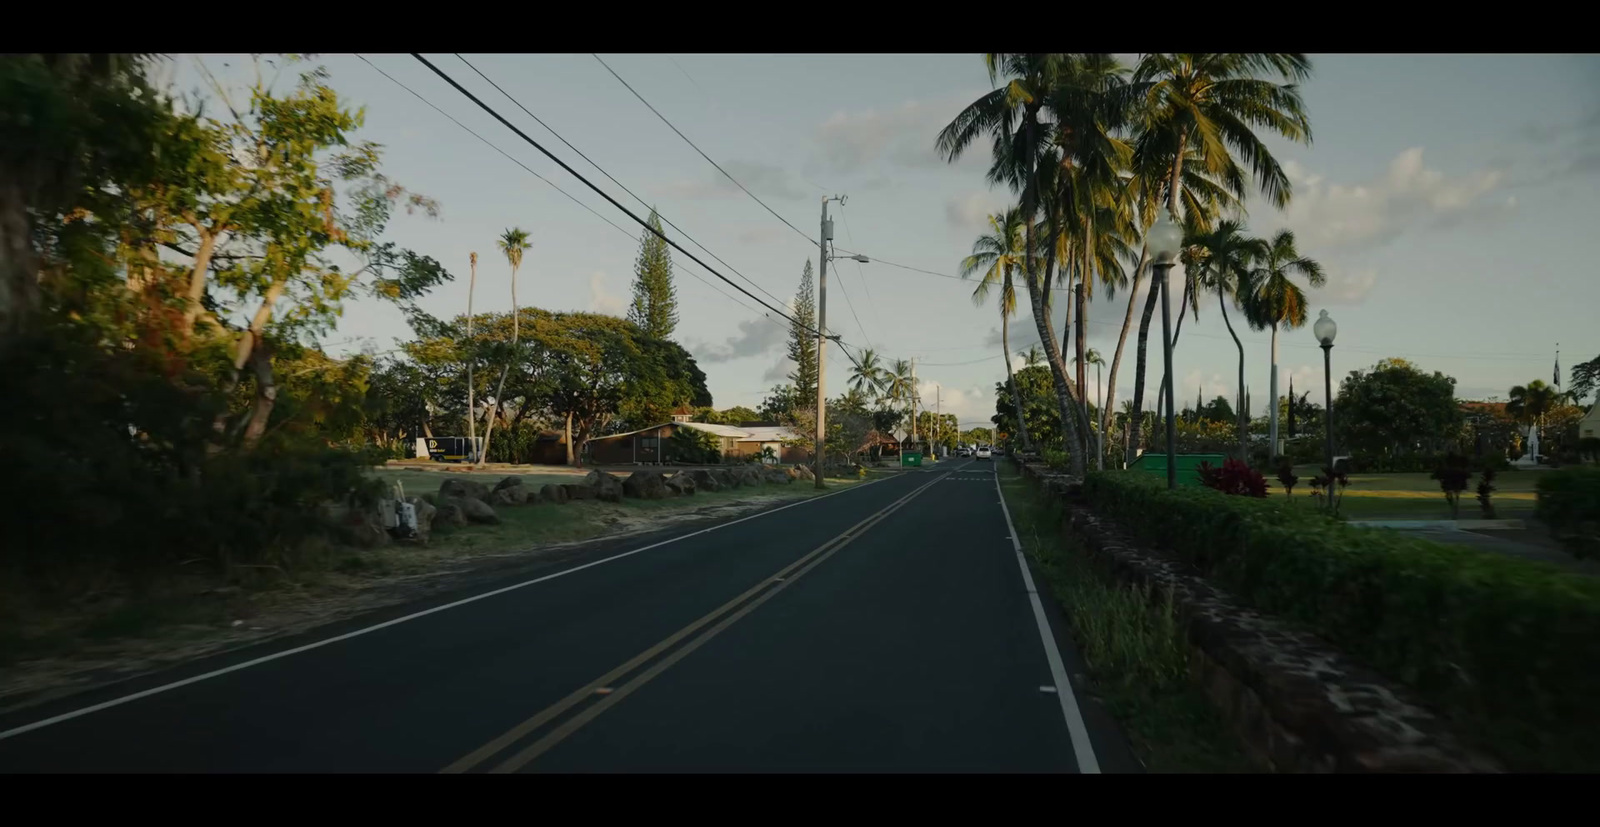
top-left (901, 451), bottom-right (923, 468)
top-left (1126, 452), bottom-right (1226, 487)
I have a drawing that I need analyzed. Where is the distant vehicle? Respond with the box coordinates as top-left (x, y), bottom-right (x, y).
top-left (975, 446), bottom-right (992, 460)
top-left (957, 447), bottom-right (971, 457)
top-left (991, 446), bottom-right (1004, 456)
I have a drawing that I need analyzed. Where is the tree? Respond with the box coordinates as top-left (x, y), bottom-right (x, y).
top-left (960, 206), bottom-right (1034, 452)
top-left (1569, 354), bottom-right (1600, 406)
top-left (787, 259), bottom-right (818, 406)
top-left (479, 227), bottom-right (530, 467)
top-left (994, 364), bottom-right (1061, 452)
top-left (882, 359), bottom-right (917, 434)
top-left (1239, 228), bottom-right (1324, 461)
top-left (627, 208), bottom-right (678, 340)
top-left (1508, 379), bottom-right (1564, 452)
top-left (1199, 395), bottom-right (1236, 424)
top-left (1121, 53), bottom-right (1312, 466)
top-left (1336, 358), bottom-right (1462, 456)
top-left (0, 54), bottom-right (162, 352)
top-left (849, 347), bottom-right (887, 399)
top-left (759, 384), bottom-right (799, 422)
top-left (938, 54), bottom-right (1089, 475)
top-left (1188, 220), bottom-right (1266, 458)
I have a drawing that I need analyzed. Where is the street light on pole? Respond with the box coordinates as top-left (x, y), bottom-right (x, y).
top-left (1314, 309), bottom-right (1338, 471)
top-left (1146, 210), bottom-right (1185, 490)
top-left (815, 194), bottom-right (868, 490)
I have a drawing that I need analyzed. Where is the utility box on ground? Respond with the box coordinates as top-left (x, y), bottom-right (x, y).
top-left (901, 451), bottom-right (923, 468)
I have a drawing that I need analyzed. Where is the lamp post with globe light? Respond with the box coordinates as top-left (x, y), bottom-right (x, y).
top-left (1146, 211), bottom-right (1186, 489)
top-left (1314, 310), bottom-right (1338, 471)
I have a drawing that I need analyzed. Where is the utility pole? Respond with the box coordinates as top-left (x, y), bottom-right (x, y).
top-left (910, 358), bottom-right (919, 444)
top-left (814, 195), bottom-right (850, 489)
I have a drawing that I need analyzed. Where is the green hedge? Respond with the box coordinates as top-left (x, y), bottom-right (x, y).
top-left (1082, 469), bottom-right (1600, 771)
top-left (1537, 466), bottom-right (1600, 560)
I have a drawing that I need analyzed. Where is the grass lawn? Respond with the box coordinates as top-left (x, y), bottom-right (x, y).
top-left (1266, 465), bottom-right (1537, 521)
top-left (998, 463), bottom-right (1263, 773)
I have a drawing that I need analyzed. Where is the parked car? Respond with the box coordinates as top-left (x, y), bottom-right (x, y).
top-left (975, 446), bottom-right (992, 460)
top-left (956, 447), bottom-right (971, 457)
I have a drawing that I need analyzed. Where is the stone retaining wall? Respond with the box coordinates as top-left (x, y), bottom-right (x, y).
top-left (1014, 459), bottom-right (1500, 773)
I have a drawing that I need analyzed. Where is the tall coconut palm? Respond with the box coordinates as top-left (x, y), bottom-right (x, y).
top-left (883, 358), bottom-right (917, 434)
top-left (1085, 347), bottom-right (1106, 467)
top-left (1508, 380), bottom-right (1564, 455)
top-left (1189, 221), bottom-right (1265, 458)
top-left (1121, 53), bottom-right (1313, 464)
top-left (478, 227), bottom-right (530, 469)
top-left (1024, 345), bottom-right (1044, 368)
top-left (1240, 229), bottom-right (1324, 462)
top-left (849, 347), bottom-right (886, 399)
top-left (939, 53), bottom-right (1091, 475)
top-left (961, 206), bottom-right (1035, 452)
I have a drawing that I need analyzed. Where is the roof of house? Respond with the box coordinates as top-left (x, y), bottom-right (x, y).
top-left (735, 426), bottom-right (804, 443)
top-left (587, 420), bottom-right (753, 442)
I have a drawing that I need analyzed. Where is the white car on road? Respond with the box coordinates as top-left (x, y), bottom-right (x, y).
top-left (975, 446), bottom-right (992, 460)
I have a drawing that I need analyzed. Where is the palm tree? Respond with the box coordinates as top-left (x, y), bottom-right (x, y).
top-left (939, 54), bottom-right (1091, 475)
top-left (1508, 380), bottom-right (1564, 458)
top-left (1183, 220), bottom-right (1265, 459)
top-left (478, 227), bottom-right (530, 469)
top-left (883, 358), bottom-right (917, 438)
top-left (849, 347), bottom-right (887, 399)
top-left (1085, 347), bottom-right (1106, 467)
top-left (961, 206), bottom-right (1035, 453)
top-left (1024, 345), bottom-right (1043, 368)
top-left (1121, 53), bottom-right (1313, 464)
top-left (1240, 229), bottom-right (1324, 462)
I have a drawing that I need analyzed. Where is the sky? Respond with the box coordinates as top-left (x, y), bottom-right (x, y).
top-left (169, 53), bottom-right (1600, 432)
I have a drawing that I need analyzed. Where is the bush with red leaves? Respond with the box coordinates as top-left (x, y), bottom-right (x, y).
top-left (1196, 458), bottom-right (1270, 498)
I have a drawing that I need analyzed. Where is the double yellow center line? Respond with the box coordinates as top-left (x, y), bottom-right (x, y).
top-left (442, 471), bottom-right (950, 774)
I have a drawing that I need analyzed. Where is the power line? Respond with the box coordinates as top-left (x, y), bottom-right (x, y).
top-left (591, 53), bottom-right (816, 246)
top-left (453, 54), bottom-right (792, 313)
top-left (409, 54), bottom-right (820, 339)
top-left (355, 55), bottom-right (771, 323)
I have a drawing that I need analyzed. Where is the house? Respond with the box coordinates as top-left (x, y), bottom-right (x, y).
top-left (728, 425), bottom-right (810, 465)
top-left (584, 411), bottom-right (752, 466)
top-left (1582, 402), bottom-right (1600, 441)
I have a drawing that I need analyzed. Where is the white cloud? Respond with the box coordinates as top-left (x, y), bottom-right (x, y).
top-left (762, 355), bottom-right (793, 383)
top-left (1267, 147), bottom-right (1510, 256)
top-left (811, 92), bottom-right (991, 174)
top-left (945, 191), bottom-right (1009, 233)
top-left (689, 316), bottom-right (790, 364)
top-left (735, 226), bottom-right (786, 245)
top-left (588, 271), bottom-right (626, 316)
top-left (1319, 267), bottom-right (1378, 306)
top-left (656, 160), bottom-right (807, 201)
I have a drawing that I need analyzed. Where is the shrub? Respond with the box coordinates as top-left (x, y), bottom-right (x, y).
top-left (1276, 459), bottom-right (1300, 499)
top-left (1082, 470), bottom-right (1600, 771)
top-left (1197, 458), bottom-right (1268, 497)
top-left (1477, 468), bottom-right (1498, 519)
top-left (1536, 466), bottom-right (1600, 561)
top-left (1042, 448), bottom-right (1071, 471)
top-left (1430, 453), bottom-right (1474, 519)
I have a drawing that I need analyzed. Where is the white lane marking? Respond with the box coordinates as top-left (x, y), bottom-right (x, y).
top-left (994, 471), bottom-right (1102, 774)
top-left (1039, 686), bottom-right (1059, 694)
top-left (0, 474), bottom-right (893, 742)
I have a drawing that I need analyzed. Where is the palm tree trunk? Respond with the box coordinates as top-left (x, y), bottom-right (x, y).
top-left (1021, 109), bottom-right (1085, 476)
top-left (1102, 249), bottom-right (1147, 465)
top-left (479, 263), bottom-right (520, 468)
top-left (1126, 275), bottom-right (1162, 464)
top-left (564, 410), bottom-right (574, 465)
top-left (1002, 306), bottom-right (1033, 453)
top-left (1218, 290), bottom-right (1248, 460)
top-left (1268, 323), bottom-right (1280, 463)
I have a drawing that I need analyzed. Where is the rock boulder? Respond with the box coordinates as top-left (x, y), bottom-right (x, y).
top-left (664, 472), bottom-right (697, 497)
top-left (689, 469), bottom-right (721, 493)
top-left (624, 470), bottom-right (669, 500)
top-left (540, 483), bottom-right (570, 504)
top-left (443, 495), bottom-right (500, 525)
top-left (583, 470), bottom-right (625, 503)
top-left (439, 477), bottom-right (492, 503)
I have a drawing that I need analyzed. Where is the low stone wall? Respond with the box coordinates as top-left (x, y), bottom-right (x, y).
top-left (1013, 459), bottom-right (1500, 773)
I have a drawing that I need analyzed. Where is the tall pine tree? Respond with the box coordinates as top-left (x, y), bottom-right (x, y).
top-left (627, 208), bottom-right (678, 339)
top-left (788, 259), bottom-right (818, 408)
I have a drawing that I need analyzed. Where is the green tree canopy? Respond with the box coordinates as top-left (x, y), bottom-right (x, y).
top-left (627, 208), bottom-right (677, 340)
top-left (787, 260), bottom-right (818, 406)
top-left (1336, 358), bottom-right (1462, 455)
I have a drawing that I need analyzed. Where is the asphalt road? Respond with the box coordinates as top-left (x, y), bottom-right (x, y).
top-left (0, 459), bottom-right (1136, 773)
